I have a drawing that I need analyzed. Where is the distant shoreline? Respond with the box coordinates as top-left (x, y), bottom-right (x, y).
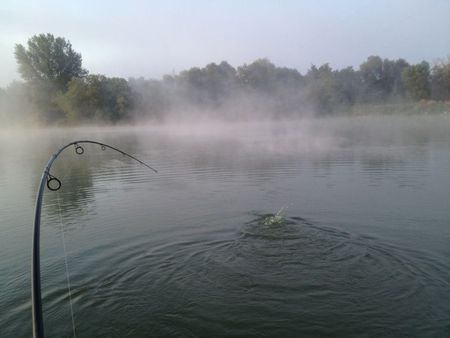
top-left (1, 106), bottom-right (449, 130)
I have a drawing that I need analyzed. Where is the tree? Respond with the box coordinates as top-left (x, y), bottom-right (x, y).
top-left (431, 58), bottom-right (450, 100)
top-left (359, 56), bottom-right (384, 100)
top-left (15, 33), bottom-right (87, 90)
top-left (305, 64), bottom-right (341, 114)
top-left (402, 61), bottom-right (430, 100)
top-left (237, 59), bottom-right (277, 91)
top-left (56, 75), bottom-right (133, 123)
top-left (358, 57), bottom-right (408, 102)
top-left (388, 58), bottom-right (410, 99)
top-left (203, 61), bottom-right (237, 104)
top-left (172, 61), bottom-right (238, 109)
top-left (334, 66), bottom-right (362, 106)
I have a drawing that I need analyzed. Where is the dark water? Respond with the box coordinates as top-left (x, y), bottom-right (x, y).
top-left (1, 116), bottom-right (450, 337)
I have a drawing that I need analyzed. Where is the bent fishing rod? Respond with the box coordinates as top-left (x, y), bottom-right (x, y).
top-left (32, 140), bottom-right (157, 338)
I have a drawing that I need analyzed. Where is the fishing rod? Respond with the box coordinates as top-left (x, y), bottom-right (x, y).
top-left (32, 140), bottom-right (157, 338)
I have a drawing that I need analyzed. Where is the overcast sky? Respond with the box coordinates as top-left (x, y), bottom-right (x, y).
top-left (1, 0), bottom-right (449, 87)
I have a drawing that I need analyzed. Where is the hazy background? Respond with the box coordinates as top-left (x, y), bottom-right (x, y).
top-left (2, 0), bottom-right (450, 87)
top-left (1, 2), bottom-right (450, 336)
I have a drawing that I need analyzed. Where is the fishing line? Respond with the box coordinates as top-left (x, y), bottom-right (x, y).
top-left (56, 191), bottom-right (77, 338)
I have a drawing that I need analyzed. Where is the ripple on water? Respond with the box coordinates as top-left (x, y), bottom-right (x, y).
top-left (46, 214), bottom-right (450, 337)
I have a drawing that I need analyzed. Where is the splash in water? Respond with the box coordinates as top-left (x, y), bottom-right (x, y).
top-left (260, 206), bottom-right (288, 225)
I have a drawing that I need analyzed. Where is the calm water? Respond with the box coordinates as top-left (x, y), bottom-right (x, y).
top-left (1, 116), bottom-right (450, 337)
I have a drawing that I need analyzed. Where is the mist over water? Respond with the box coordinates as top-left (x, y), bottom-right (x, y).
top-left (1, 115), bottom-right (450, 337)
top-left (2, 1), bottom-right (450, 336)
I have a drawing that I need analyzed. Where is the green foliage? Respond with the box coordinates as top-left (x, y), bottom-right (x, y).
top-left (431, 58), bottom-right (450, 100)
top-left (15, 33), bottom-right (87, 90)
top-left (306, 65), bottom-right (364, 115)
top-left (56, 75), bottom-right (134, 123)
top-left (402, 62), bottom-right (430, 100)
top-left (6, 34), bottom-right (450, 124)
top-left (237, 59), bottom-right (277, 91)
top-left (176, 61), bottom-right (237, 107)
top-left (359, 56), bottom-right (385, 101)
top-left (13, 34), bottom-right (88, 122)
top-left (359, 56), bottom-right (410, 102)
top-left (306, 64), bottom-right (338, 114)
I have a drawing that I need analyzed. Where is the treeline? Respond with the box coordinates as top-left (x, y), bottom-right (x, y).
top-left (1, 34), bottom-right (450, 125)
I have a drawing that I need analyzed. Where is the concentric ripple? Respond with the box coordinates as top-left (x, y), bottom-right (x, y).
top-left (44, 214), bottom-right (450, 337)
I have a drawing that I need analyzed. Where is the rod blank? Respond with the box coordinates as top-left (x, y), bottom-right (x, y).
top-left (32, 140), bottom-right (156, 338)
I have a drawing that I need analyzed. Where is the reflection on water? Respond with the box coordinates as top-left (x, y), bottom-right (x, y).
top-left (0, 116), bottom-right (450, 337)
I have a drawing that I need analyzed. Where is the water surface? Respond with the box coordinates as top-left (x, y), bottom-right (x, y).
top-left (1, 116), bottom-right (450, 337)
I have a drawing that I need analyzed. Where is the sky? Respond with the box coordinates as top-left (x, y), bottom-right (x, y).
top-left (1, 0), bottom-right (450, 87)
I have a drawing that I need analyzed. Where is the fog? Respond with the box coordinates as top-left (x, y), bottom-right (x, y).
top-left (2, 3), bottom-right (450, 338)
top-left (3, 115), bottom-right (448, 161)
